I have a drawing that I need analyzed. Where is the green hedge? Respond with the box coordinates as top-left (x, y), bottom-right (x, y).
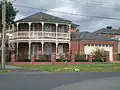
top-left (35, 59), bottom-right (51, 62)
top-left (92, 60), bottom-right (104, 62)
top-left (56, 59), bottom-right (71, 62)
top-left (75, 54), bottom-right (88, 62)
top-left (17, 59), bottom-right (31, 62)
top-left (75, 59), bottom-right (88, 62)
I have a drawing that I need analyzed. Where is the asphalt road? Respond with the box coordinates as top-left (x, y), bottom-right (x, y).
top-left (0, 72), bottom-right (120, 90)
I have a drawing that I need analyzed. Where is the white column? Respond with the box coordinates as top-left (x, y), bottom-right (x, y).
top-left (16, 23), bottom-right (19, 60)
top-left (16, 23), bottom-right (19, 37)
top-left (68, 24), bottom-right (71, 56)
top-left (28, 22), bottom-right (32, 59)
top-left (56, 23), bottom-right (58, 56)
top-left (28, 42), bottom-right (31, 59)
top-left (56, 23), bottom-right (58, 39)
top-left (16, 42), bottom-right (19, 60)
top-left (41, 22), bottom-right (44, 38)
top-left (41, 22), bottom-right (44, 55)
top-left (56, 42), bottom-right (58, 56)
top-left (68, 24), bottom-right (71, 40)
top-left (41, 22), bottom-right (44, 31)
top-left (12, 24), bottom-right (14, 32)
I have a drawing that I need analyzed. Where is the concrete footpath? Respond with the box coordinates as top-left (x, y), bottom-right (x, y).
top-left (5, 65), bottom-right (22, 69)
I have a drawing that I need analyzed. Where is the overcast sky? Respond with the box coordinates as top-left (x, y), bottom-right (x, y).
top-left (13, 0), bottom-right (120, 32)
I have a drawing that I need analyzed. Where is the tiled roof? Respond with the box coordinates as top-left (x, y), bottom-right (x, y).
top-left (16, 12), bottom-right (72, 24)
top-left (71, 31), bottom-right (117, 41)
top-left (94, 28), bottom-right (120, 35)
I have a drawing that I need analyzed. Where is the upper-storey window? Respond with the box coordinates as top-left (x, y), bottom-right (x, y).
top-left (44, 24), bottom-right (52, 32)
top-left (58, 25), bottom-right (69, 33)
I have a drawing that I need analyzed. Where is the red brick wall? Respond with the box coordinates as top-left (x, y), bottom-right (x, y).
top-left (71, 40), bottom-right (78, 54)
top-left (71, 40), bottom-right (118, 61)
top-left (71, 40), bottom-right (84, 55)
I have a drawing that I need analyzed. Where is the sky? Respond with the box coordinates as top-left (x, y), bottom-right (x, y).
top-left (12, 0), bottom-right (120, 32)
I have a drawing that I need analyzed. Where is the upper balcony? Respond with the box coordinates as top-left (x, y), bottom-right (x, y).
top-left (9, 23), bottom-right (71, 41)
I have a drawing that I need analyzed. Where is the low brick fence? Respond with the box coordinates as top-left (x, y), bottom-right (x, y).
top-left (9, 53), bottom-right (113, 65)
top-left (9, 62), bottom-right (109, 65)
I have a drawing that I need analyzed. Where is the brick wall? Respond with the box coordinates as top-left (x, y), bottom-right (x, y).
top-left (71, 40), bottom-right (118, 61)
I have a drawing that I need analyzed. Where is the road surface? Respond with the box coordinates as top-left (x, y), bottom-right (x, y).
top-left (0, 72), bottom-right (120, 90)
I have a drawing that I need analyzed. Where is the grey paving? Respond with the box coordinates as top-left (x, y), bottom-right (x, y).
top-left (0, 72), bottom-right (120, 90)
top-left (5, 65), bottom-right (22, 69)
top-left (53, 77), bottom-right (120, 90)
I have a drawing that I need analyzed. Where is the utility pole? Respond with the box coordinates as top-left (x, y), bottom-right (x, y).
top-left (1, 0), bottom-right (6, 69)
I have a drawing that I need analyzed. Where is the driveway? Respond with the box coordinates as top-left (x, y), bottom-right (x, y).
top-left (0, 72), bottom-right (120, 90)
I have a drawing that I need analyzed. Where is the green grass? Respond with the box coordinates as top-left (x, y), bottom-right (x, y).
top-left (14, 63), bottom-right (120, 72)
top-left (0, 70), bottom-right (9, 74)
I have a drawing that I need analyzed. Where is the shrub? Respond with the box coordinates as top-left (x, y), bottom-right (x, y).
top-left (17, 59), bottom-right (31, 62)
top-left (92, 59), bottom-right (104, 62)
top-left (91, 48), bottom-right (106, 62)
top-left (35, 59), bottom-right (51, 62)
top-left (56, 53), bottom-right (71, 62)
top-left (117, 54), bottom-right (120, 61)
top-left (75, 59), bottom-right (88, 62)
top-left (75, 54), bottom-right (88, 62)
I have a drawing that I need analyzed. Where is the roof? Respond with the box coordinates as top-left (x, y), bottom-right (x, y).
top-left (16, 12), bottom-right (72, 24)
top-left (94, 28), bottom-right (120, 35)
top-left (71, 31), bottom-right (117, 42)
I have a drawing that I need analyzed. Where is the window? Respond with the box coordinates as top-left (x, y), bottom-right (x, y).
top-left (44, 24), bottom-right (52, 32)
top-left (58, 25), bottom-right (65, 32)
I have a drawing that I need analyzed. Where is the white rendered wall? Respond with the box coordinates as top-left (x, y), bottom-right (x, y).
top-left (84, 45), bottom-right (113, 61)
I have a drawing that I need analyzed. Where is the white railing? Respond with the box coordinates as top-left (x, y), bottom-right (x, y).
top-left (43, 32), bottom-right (56, 38)
top-left (18, 31), bottom-right (29, 38)
top-left (9, 31), bottom-right (70, 40)
top-left (57, 32), bottom-right (70, 39)
top-left (9, 32), bottom-right (17, 39)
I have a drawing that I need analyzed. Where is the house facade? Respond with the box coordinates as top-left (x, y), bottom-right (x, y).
top-left (71, 32), bottom-right (118, 61)
top-left (8, 12), bottom-right (75, 61)
top-left (94, 26), bottom-right (120, 55)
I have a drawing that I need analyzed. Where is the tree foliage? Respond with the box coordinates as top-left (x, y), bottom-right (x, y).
top-left (91, 48), bottom-right (106, 61)
top-left (0, 1), bottom-right (18, 31)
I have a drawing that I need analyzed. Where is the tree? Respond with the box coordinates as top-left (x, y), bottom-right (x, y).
top-left (91, 48), bottom-right (106, 61)
top-left (0, 1), bottom-right (18, 31)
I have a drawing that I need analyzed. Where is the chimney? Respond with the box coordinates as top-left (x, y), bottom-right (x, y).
top-left (106, 26), bottom-right (112, 29)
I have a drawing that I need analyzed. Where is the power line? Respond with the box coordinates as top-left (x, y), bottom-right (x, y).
top-left (63, 0), bottom-right (120, 9)
top-left (69, 0), bottom-right (120, 7)
top-left (14, 4), bottom-right (120, 20)
top-left (1, 0), bottom-right (120, 10)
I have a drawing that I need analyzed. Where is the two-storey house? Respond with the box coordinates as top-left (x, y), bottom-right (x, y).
top-left (8, 12), bottom-right (74, 61)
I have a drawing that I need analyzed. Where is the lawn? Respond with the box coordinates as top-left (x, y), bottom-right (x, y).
top-left (0, 70), bottom-right (9, 74)
top-left (14, 63), bottom-right (120, 72)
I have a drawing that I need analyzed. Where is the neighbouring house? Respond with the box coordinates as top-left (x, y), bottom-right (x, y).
top-left (94, 26), bottom-right (120, 59)
top-left (71, 31), bottom-right (118, 61)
